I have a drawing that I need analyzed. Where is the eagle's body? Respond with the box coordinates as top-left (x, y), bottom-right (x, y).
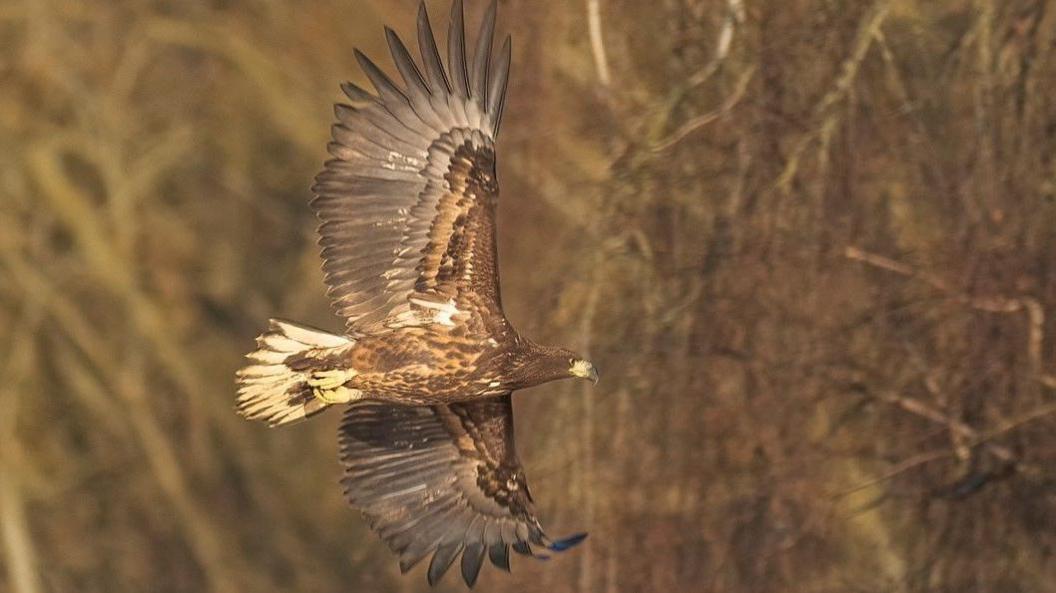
top-left (284, 325), bottom-right (563, 404)
top-left (235, 0), bottom-right (596, 587)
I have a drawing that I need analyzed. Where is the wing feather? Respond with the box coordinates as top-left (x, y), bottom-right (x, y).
top-left (313, 1), bottom-right (510, 336)
top-left (447, 0), bottom-right (471, 99)
top-left (417, 3), bottom-right (451, 93)
top-left (470, 0), bottom-right (497, 102)
top-left (488, 542), bottom-right (510, 571)
top-left (339, 80), bottom-right (379, 104)
top-left (488, 36), bottom-right (512, 134)
top-left (353, 49), bottom-right (411, 112)
top-left (428, 541), bottom-right (464, 586)
top-left (385, 27), bottom-right (430, 97)
top-left (460, 541), bottom-right (486, 587)
top-left (338, 396), bottom-right (585, 587)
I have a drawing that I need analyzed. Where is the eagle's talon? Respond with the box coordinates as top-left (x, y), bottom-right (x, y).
top-left (312, 386), bottom-right (353, 405)
top-left (307, 369), bottom-right (359, 404)
top-left (308, 368), bottom-right (355, 390)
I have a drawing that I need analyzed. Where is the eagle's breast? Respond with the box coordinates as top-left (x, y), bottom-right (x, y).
top-left (346, 324), bottom-right (510, 402)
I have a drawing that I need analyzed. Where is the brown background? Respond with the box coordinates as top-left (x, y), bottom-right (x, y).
top-left (3, 0), bottom-right (1056, 591)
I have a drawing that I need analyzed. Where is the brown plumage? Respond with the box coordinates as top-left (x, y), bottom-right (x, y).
top-left (234, 0), bottom-right (597, 587)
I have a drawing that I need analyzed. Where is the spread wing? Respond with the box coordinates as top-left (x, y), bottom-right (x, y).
top-left (311, 0), bottom-right (511, 337)
top-left (338, 395), bottom-right (586, 587)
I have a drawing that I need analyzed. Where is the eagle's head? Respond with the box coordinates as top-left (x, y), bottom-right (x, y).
top-left (508, 343), bottom-right (599, 389)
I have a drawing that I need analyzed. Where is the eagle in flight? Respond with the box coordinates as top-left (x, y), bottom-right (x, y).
top-left (235, 0), bottom-right (597, 587)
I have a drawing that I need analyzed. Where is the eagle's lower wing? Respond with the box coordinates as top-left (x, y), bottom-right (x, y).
top-left (312, 0), bottom-right (510, 336)
top-left (338, 395), bottom-right (585, 587)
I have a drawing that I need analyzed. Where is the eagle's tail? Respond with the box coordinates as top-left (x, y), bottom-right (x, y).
top-left (235, 319), bottom-right (356, 427)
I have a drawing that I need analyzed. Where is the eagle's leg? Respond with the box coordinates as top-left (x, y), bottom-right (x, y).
top-left (307, 368), bottom-right (360, 404)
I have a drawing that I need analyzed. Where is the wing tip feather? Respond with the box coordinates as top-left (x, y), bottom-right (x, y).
top-left (547, 532), bottom-right (588, 552)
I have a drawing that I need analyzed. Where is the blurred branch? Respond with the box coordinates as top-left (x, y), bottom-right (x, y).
top-left (143, 17), bottom-right (319, 153)
top-left (973, 0), bottom-right (997, 216)
top-left (834, 387), bottom-right (1056, 499)
top-left (0, 244), bottom-right (244, 593)
top-left (27, 135), bottom-right (133, 291)
top-left (0, 211), bottom-right (244, 591)
top-left (647, 0), bottom-right (746, 148)
top-left (844, 246), bottom-right (1017, 311)
top-left (0, 304), bottom-right (44, 593)
top-left (922, 373), bottom-right (971, 462)
top-left (845, 245), bottom-right (1056, 481)
top-left (832, 450), bottom-right (950, 499)
top-left (875, 391), bottom-right (1016, 465)
top-left (0, 475), bottom-right (41, 593)
top-left (569, 197), bottom-right (614, 593)
top-left (26, 135), bottom-right (247, 452)
top-left (975, 400), bottom-right (1056, 450)
top-left (585, 0), bottom-right (611, 87)
top-left (846, 246), bottom-right (1045, 370)
top-left (106, 125), bottom-right (194, 250)
top-left (685, 0), bottom-right (745, 90)
top-left (52, 341), bottom-right (133, 439)
top-left (650, 66), bottom-right (754, 152)
top-left (844, 248), bottom-right (915, 277)
top-left (775, 0), bottom-right (892, 192)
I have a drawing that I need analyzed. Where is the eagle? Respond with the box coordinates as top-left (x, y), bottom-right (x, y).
top-left (234, 0), bottom-right (598, 587)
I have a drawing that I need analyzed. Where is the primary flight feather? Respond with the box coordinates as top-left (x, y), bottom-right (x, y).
top-left (235, 0), bottom-right (597, 587)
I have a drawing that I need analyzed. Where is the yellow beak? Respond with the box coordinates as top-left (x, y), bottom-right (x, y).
top-left (570, 360), bottom-right (599, 384)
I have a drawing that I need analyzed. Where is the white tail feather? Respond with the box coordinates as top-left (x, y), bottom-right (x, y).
top-left (235, 319), bottom-right (352, 427)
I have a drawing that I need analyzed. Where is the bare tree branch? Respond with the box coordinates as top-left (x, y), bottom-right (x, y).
top-left (832, 450), bottom-right (951, 499)
top-left (846, 246), bottom-right (1047, 375)
top-left (685, 0), bottom-right (746, 89)
top-left (650, 66), bottom-right (754, 152)
top-left (0, 306), bottom-right (44, 593)
top-left (775, 0), bottom-right (893, 192)
top-left (844, 246), bottom-right (1023, 313)
top-left (0, 248), bottom-right (245, 593)
top-left (876, 391), bottom-right (1015, 464)
top-left (585, 0), bottom-right (611, 87)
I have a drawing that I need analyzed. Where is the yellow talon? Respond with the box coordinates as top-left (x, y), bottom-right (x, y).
top-left (307, 369), bottom-right (359, 405)
top-left (309, 368), bottom-right (355, 390)
top-left (312, 386), bottom-right (349, 404)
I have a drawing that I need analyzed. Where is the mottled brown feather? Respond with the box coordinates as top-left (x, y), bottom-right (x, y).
top-left (311, 1), bottom-right (504, 338)
top-left (339, 395), bottom-right (583, 586)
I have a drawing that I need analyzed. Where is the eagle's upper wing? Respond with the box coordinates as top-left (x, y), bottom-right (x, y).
top-left (338, 395), bottom-right (586, 587)
top-left (312, 0), bottom-right (510, 336)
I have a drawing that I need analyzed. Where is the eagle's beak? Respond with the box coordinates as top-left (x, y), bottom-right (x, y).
top-left (570, 359), bottom-right (599, 385)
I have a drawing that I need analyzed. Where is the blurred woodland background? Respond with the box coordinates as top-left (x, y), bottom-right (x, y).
top-left (3, 0), bottom-right (1056, 591)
